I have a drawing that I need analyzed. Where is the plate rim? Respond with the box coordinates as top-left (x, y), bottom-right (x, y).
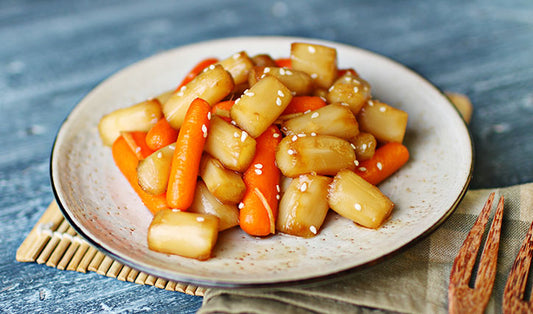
top-left (50, 35), bottom-right (474, 288)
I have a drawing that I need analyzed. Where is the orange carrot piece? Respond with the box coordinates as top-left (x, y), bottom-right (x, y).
top-left (354, 142), bottom-right (409, 185)
top-left (166, 98), bottom-right (212, 210)
top-left (175, 58), bottom-right (219, 92)
top-left (274, 58), bottom-right (291, 68)
top-left (211, 100), bottom-right (235, 120)
top-left (239, 125), bottom-right (282, 236)
top-left (145, 118), bottom-right (178, 151)
top-left (282, 96), bottom-right (327, 115)
top-left (121, 131), bottom-right (154, 159)
top-left (112, 135), bottom-right (169, 215)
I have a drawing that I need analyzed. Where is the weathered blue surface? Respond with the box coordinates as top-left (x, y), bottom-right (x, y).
top-left (1, 0), bottom-right (532, 312)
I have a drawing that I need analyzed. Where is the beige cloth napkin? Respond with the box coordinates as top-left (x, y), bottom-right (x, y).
top-left (199, 182), bottom-right (533, 313)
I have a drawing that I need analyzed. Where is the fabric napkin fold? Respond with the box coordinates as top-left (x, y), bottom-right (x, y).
top-left (199, 182), bottom-right (533, 314)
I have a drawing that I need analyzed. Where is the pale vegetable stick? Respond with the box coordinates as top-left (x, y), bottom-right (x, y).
top-left (217, 51), bottom-right (255, 85)
top-left (291, 42), bottom-right (338, 89)
top-left (357, 99), bottom-right (408, 143)
top-left (248, 66), bottom-right (313, 95)
top-left (189, 181), bottom-right (240, 231)
top-left (326, 72), bottom-right (371, 114)
top-left (199, 154), bottom-right (246, 204)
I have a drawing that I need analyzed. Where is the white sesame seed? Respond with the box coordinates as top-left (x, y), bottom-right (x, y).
top-left (264, 67), bottom-right (271, 73)
top-left (308, 46), bottom-right (316, 54)
top-left (340, 102), bottom-right (349, 106)
top-left (233, 131), bottom-right (240, 138)
top-left (311, 73), bottom-right (318, 79)
top-left (255, 169), bottom-right (263, 175)
top-left (276, 97), bottom-right (282, 106)
top-left (304, 109), bottom-right (312, 114)
top-left (359, 167), bottom-right (367, 172)
top-left (291, 135), bottom-right (298, 142)
top-left (311, 112), bottom-right (319, 119)
top-left (362, 143), bottom-right (367, 150)
top-left (260, 74), bottom-right (266, 79)
top-left (354, 160), bottom-right (359, 166)
top-left (238, 202), bottom-right (244, 209)
top-left (377, 162), bottom-right (383, 170)
top-left (297, 133), bottom-right (306, 137)
top-left (276, 184), bottom-right (281, 192)
top-left (350, 143), bottom-right (356, 149)
top-left (278, 90), bottom-right (284, 97)
top-left (235, 98), bottom-right (241, 104)
top-left (241, 131), bottom-right (248, 142)
top-left (310, 132), bottom-right (317, 136)
top-left (231, 120), bottom-right (237, 125)
top-left (279, 68), bottom-right (286, 75)
top-left (287, 149), bottom-right (295, 155)
top-left (177, 91), bottom-right (184, 97)
top-left (169, 145), bottom-right (175, 150)
top-left (254, 163), bottom-right (263, 169)
top-left (355, 203), bottom-right (362, 211)
top-left (368, 100), bottom-right (374, 106)
top-left (353, 86), bottom-right (359, 93)
top-left (157, 152), bottom-right (162, 158)
top-left (276, 194), bottom-right (280, 200)
top-left (328, 86), bottom-right (335, 92)
top-left (209, 64), bottom-right (215, 70)
top-left (202, 124), bottom-right (208, 138)
top-left (135, 147), bottom-right (141, 153)
top-left (379, 106), bottom-right (387, 112)
top-left (207, 112), bottom-right (211, 120)
top-left (285, 70), bottom-right (293, 75)
top-left (344, 76), bottom-right (352, 82)
top-left (300, 182), bottom-right (307, 192)
top-left (273, 132), bottom-right (280, 138)
top-left (309, 225), bottom-right (317, 234)
top-left (196, 216), bottom-right (205, 222)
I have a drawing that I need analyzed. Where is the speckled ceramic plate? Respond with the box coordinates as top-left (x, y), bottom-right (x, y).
top-left (51, 36), bottom-right (473, 287)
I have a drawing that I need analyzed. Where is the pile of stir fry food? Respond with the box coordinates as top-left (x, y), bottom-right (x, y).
top-left (98, 42), bottom-right (409, 260)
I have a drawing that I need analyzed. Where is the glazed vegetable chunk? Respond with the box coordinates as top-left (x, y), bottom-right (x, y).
top-left (137, 143), bottom-right (175, 195)
top-left (350, 132), bottom-right (377, 161)
top-left (163, 64), bottom-right (234, 129)
top-left (357, 100), bottom-right (408, 143)
top-left (217, 51), bottom-right (255, 86)
top-left (290, 42), bottom-right (337, 89)
top-left (327, 72), bottom-right (371, 114)
top-left (98, 99), bottom-right (162, 146)
top-left (328, 170), bottom-right (394, 229)
top-left (248, 66), bottom-right (314, 96)
top-left (275, 134), bottom-right (356, 177)
top-left (147, 209), bottom-right (219, 260)
top-left (281, 103), bottom-right (359, 139)
top-left (199, 154), bottom-right (246, 204)
top-left (189, 181), bottom-right (239, 231)
top-left (277, 174), bottom-right (332, 238)
top-left (204, 116), bottom-right (256, 172)
top-left (231, 76), bottom-right (292, 138)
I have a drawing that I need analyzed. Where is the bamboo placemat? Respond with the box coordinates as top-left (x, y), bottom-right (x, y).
top-left (16, 201), bottom-right (206, 297)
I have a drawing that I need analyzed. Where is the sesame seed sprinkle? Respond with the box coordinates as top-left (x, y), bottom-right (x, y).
top-left (241, 131), bottom-right (248, 142)
top-left (279, 68), bottom-right (286, 75)
top-left (291, 135), bottom-right (298, 141)
top-left (353, 86), bottom-right (359, 93)
top-left (238, 202), bottom-right (244, 209)
top-left (264, 67), bottom-right (271, 73)
top-left (157, 152), bottom-right (163, 158)
top-left (276, 194), bottom-right (280, 200)
top-left (310, 225), bottom-right (317, 234)
top-left (354, 160), bottom-right (359, 166)
top-left (308, 46), bottom-right (316, 53)
top-left (379, 106), bottom-right (387, 112)
top-left (254, 163), bottom-right (263, 169)
top-left (278, 90), bottom-right (284, 97)
top-left (273, 132), bottom-right (280, 138)
top-left (377, 162), bottom-right (383, 170)
top-left (276, 98), bottom-right (282, 106)
top-left (355, 203), bottom-right (362, 211)
top-left (350, 143), bottom-right (356, 149)
top-left (255, 169), bottom-right (262, 175)
top-left (276, 184), bottom-right (281, 192)
top-left (311, 73), bottom-right (318, 79)
top-left (196, 216), bottom-right (205, 222)
top-left (287, 149), bottom-right (295, 155)
top-left (311, 112), bottom-right (319, 119)
top-left (311, 132), bottom-right (317, 136)
top-left (297, 133), bottom-right (306, 137)
top-left (231, 120), bottom-right (237, 125)
top-left (202, 124), bottom-right (208, 138)
top-left (368, 100), bottom-right (374, 106)
top-left (300, 182), bottom-right (307, 192)
top-left (209, 64), bottom-right (215, 70)
top-left (207, 112), bottom-right (211, 120)
top-left (359, 167), bottom-right (367, 172)
top-left (285, 70), bottom-right (293, 75)
top-left (233, 131), bottom-right (240, 138)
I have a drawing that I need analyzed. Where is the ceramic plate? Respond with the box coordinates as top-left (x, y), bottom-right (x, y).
top-left (51, 36), bottom-right (473, 287)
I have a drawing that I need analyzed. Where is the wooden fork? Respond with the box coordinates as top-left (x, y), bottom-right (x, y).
top-left (503, 220), bottom-right (533, 313)
top-left (448, 192), bottom-right (505, 314)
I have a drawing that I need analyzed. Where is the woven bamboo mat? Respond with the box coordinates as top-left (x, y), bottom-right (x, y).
top-left (16, 201), bottom-right (206, 297)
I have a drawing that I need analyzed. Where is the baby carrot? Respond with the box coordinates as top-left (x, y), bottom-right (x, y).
top-left (112, 135), bottom-right (169, 215)
top-left (282, 96), bottom-right (327, 115)
top-left (121, 131), bottom-right (154, 159)
top-left (145, 118), bottom-right (178, 151)
top-left (175, 58), bottom-right (219, 92)
top-left (211, 100), bottom-right (235, 120)
top-left (239, 125), bottom-right (282, 236)
top-left (274, 58), bottom-right (291, 68)
top-left (354, 142), bottom-right (409, 185)
top-left (166, 98), bottom-right (211, 210)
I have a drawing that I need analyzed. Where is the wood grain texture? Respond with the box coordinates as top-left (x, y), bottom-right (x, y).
top-left (1, 0), bottom-right (532, 312)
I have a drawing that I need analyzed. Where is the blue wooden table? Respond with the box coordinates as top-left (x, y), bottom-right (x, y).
top-left (1, 0), bottom-right (532, 312)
